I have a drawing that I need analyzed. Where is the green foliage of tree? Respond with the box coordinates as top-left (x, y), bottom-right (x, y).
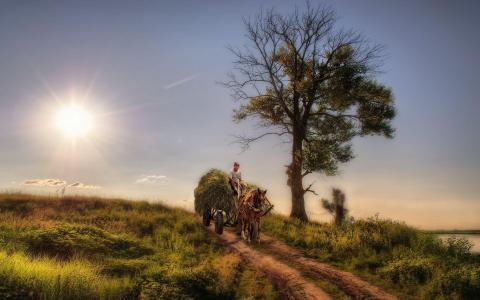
top-left (225, 3), bottom-right (396, 221)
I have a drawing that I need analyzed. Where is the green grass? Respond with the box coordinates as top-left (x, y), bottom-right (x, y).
top-left (4, 192), bottom-right (476, 299)
top-left (0, 251), bottom-right (131, 299)
top-left (0, 193), bottom-right (279, 299)
top-left (262, 214), bottom-right (480, 299)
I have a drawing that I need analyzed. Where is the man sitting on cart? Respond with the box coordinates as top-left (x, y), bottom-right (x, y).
top-left (229, 162), bottom-right (246, 197)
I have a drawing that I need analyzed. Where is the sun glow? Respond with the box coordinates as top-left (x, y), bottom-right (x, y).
top-left (55, 105), bottom-right (94, 138)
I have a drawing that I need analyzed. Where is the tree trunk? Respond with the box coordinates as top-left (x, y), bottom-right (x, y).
top-left (288, 134), bottom-right (308, 222)
top-left (335, 204), bottom-right (343, 226)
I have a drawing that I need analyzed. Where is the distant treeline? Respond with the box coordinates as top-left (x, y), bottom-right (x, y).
top-left (427, 229), bottom-right (480, 235)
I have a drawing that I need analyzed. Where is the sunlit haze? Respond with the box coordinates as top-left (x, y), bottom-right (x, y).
top-left (55, 104), bottom-right (93, 138)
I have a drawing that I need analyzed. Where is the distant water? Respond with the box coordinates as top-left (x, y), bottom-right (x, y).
top-left (436, 234), bottom-right (480, 253)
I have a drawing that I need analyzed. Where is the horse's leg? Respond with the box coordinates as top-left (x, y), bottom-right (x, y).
top-left (243, 222), bottom-right (247, 240)
top-left (250, 220), bottom-right (256, 243)
top-left (248, 221), bottom-right (252, 243)
top-left (241, 215), bottom-right (247, 240)
top-left (240, 215), bottom-right (244, 239)
top-left (235, 218), bottom-right (242, 234)
top-left (244, 222), bottom-right (249, 241)
top-left (257, 219), bottom-right (261, 243)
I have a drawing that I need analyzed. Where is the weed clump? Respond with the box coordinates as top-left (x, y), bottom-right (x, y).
top-left (380, 256), bottom-right (434, 284)
top-left (23, 224), bottom-right (153, 259)
top-left (425, 264), bottom-right (480, 299)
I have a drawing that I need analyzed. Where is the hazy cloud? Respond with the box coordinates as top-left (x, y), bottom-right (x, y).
top-left (68, 182), bottom-right (101, 189)
top-left (135, 175), bottom-right (167, 184)
top-left (23, 179), bottom-right (100, 189)
top-left (24, 178), bottom-right (66, 187)
top-left (163, 74), bottom-right (198, 90)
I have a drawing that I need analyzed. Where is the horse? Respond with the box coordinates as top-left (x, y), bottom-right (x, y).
top-left (237, 188), bottom-right (272, 242)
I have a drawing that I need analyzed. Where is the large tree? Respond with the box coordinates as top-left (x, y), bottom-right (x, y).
top-left (225, 3), bottom-right (395, 221)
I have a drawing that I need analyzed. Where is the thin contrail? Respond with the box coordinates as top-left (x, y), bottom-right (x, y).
top-left (163, 74), bottom-right (199, 90)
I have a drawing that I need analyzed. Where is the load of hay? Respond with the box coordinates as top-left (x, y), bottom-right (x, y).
top-left (194, 169), bottom-right (235, 215)
top-left (195, 169), bottom-right (271, 227)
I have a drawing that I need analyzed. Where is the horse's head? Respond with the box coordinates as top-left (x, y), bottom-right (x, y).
top-left (253, 188), bottom-right (268, 209)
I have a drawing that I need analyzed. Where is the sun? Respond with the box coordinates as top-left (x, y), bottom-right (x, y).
top-left (55, 105), bottom-right (94, 138)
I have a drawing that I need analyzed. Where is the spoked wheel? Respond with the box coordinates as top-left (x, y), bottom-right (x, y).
top-left (215, 211), bottom-right (224, 235)
top-left (202, 208), bottom-right (211, 226)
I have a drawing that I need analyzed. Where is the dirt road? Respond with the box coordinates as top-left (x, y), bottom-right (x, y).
top-left (203, 223), bottom-right (398, 300)
top-left (205, 223), bottom-right (332, 299)
top-left (259, 234), bottom-right (398, 300)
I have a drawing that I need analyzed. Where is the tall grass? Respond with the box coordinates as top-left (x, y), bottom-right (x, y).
top-left (262, 214), bottom-right (480, 299)
top-left (0, 251), bottom-right (131, 299)
top-left (0, 193), bottom-right (278, 299)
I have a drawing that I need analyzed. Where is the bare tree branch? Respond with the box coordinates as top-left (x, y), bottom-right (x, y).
top-left (304, 181), bottom-right (318, 195)
top-left (231, 131), bottom-right (290, 152)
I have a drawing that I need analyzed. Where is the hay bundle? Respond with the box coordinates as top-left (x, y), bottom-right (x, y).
top-left (194, 169), bottom-right (235, 214)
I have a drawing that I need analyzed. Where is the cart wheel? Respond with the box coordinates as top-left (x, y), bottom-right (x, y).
top-left (250, 222), bottom-right (259, 242)
top-left (202, 208), bottom-right (211, 226)
top-left (215, 211), bottom-right (224, 234)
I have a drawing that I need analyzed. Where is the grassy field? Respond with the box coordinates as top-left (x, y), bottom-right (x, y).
top-left (0, 193), bottom-right (278, 299)
top-left (262, 214), bottom-right (480, 299)
top-left (2, 192), bottom-right (479, 299)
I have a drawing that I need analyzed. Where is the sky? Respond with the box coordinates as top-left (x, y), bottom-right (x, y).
top-left (0, 0), bottom-right (479, 229)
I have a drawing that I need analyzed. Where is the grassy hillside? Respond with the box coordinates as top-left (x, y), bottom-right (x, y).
top-left (262, 214), bottom-right (480, 299)
top-left (0, 193), bottom-right (278, 299)
top-left (3, 192), bottom-right (478, 299)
